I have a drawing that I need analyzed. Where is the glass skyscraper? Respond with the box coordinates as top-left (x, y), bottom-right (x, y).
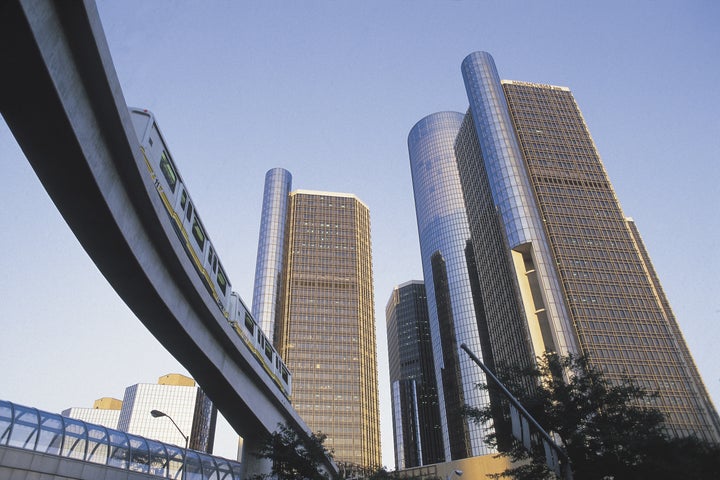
top-left (408, 112), bottom-right (499, 460)
top-left (407, 51), bottom-right (720, 460)
top-left (252, 167), bottom-right (293, 340)
top-left (386, 281), bottom-right (444, 469)
top-left (453, 51), bottom-right (720, 443)
top-left (252, 175), bottom-right (381, 470)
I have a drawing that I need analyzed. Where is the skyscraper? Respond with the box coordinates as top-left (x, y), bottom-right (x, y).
top-left (252, 168), bottom-right (293, 340)
top-left (386, 281), bottom-right (444, 469)
top-left (252, 174), bottom-right (381, 469)
top-left (118, 374), bottom-right (217, 452)
top-left (407, 112), bottom-right (523, 460)
top-left (451, 51), bottom-right (720, 443)
top-left (63, 373), bottom-right (218, 452)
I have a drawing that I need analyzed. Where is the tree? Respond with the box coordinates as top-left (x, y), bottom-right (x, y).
top-left (465, 352), bottom-right (720, 479)
top-left (251, 422), bottom-right (333, 480)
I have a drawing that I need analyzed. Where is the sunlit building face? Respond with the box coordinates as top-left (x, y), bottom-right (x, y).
top-left (255, 183), bottom-right (381, 470)
top-left (405, 52), bottom-right (720, 464)
top-left (455, 51), bottom-right (720, 444)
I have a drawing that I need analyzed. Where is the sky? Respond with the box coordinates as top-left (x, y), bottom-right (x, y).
top-left (1, 0), bottom-right (719, 468)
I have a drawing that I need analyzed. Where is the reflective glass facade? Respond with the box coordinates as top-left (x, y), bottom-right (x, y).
top-left (63, 374), bottom-right (217, 454)
top-left (461, 52), bottom-right (578, 358)
top-left (1, 400), bottom-right (241, 480)
top-left (116, 376), bottom-right (216, 453)
top-left (273, 190), bottom-right (381, 469)
top-left (408, 112), bottom-right (493, 460)
top-left (61, 406), bottom-right (120, 430)
top-left (386, 281), bottom-right (444, 469)
top-left (252, 168), bottom-right (292, 339)
top-left (454, 51), bottom-right (720, 443)
top-left (454, 112), bottom-right (537, 451)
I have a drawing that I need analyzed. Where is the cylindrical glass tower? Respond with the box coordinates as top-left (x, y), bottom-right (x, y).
top-left (251, 167), bottom-right (292, 339)
top-left (461, 51), bottom-right (578, 357)
top-left (408, 111), bottom-right (493, 460)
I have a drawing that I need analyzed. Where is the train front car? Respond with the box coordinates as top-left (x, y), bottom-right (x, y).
top-left (130, 108), bottom-right (292, 398)
top-left (129, 107), bottom-right (232, 316)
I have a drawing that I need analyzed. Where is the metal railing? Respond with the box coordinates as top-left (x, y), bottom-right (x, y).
top-left (0, 400), bottom-right (242, 479)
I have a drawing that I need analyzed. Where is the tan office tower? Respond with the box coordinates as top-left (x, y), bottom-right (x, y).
top-left (454, 51), bottom-right (720, 443)
top-left (258, 185), bottom-right (381, 470)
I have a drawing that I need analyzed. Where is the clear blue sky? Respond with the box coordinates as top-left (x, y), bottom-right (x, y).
top-left (1, 0), bottom-right (718, 467)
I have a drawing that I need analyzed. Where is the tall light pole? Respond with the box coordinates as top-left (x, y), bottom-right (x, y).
top-left (151, 409), bottom-right (189, 478)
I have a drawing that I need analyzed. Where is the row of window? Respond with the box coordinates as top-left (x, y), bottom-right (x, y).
top-left (158, 148), bottom-right (228, 299)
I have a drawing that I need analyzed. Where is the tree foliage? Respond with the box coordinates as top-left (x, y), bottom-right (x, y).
top-left (251, 422), bottom-right (333, 480)
top-left (465, 352), bottom-right (720, 479)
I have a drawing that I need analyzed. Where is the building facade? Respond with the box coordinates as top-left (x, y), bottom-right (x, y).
top-left (61, 397), bottom-right (122, 429)
top-left (386, 281), bottom-right (444, 469)
top-left (252, 177), bottom-right (381, 469)
top-left (407, 112), bottom-right (516, 460)
top-left (452, 51), bottom-right (720, 443)
top-left (64, 373), bottom-right (217, 453)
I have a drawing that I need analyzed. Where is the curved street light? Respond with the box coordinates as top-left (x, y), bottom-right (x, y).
top-left (151, 409), bottom-right (189, 479)
top-left (150, 409), bottom-right (189, 449)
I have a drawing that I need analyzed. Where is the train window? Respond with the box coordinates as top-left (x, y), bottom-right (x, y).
top-left (191, 217), bottom-right (206, 250)
top-left (264, 341), bottom-right (273, 360)
top-left (180, 190), bottom-right (188, 210)
top-left (244, 313), bottom-right (254, 333)
top-left (281, 368), bottom-right (289, 383)
top-left (208, 247), bottom-right (214, 264)
top-left (159, 152), bottom-right (177, 193)
top-left (216, 268), bottom-right (228, 295)
top-left (186, 202), bottom-right (193, 222)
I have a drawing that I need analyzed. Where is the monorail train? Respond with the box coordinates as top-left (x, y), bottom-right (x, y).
top-left (129, 107), bottom-right (292, 398)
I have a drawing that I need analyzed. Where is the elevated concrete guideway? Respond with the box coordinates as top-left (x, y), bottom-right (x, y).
top-left (0, 1), bottom-right (337, 477)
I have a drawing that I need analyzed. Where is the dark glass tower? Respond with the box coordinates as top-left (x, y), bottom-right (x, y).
top-left (386, 281), bottom-right (444, 469)
top-left (453, 51), bottom-right (720, 443)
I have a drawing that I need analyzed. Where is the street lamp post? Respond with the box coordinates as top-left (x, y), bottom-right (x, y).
top-left (151, 409), bottom-right (189, 478)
